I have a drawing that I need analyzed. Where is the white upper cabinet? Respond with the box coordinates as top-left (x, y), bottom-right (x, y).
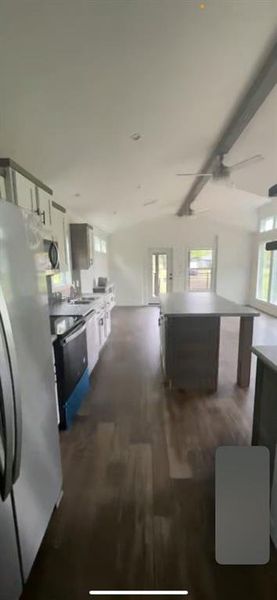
top-left (14, 171), bottom-right (37, 213)
top-left (0, 175), bottom-right (6, 200)
top-left (36, 187), bottom-right (52, 230)
top-left (51, 203), bottom-right (68, 270)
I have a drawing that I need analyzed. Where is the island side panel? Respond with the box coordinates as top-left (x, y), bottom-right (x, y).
top-left (165, 315), bottom-right (220, 392)
top-left (252, 359), bottom-right (277, 482)
top-left (237, 316), bottom-right (254, 388)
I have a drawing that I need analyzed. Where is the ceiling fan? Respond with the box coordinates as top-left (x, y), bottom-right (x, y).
top-left (188, 207), bottom-right (210, 217)
top-left (176, 153), bottom-right (264, 181)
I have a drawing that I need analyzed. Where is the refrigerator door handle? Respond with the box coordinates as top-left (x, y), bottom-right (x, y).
top-left (0, 286), bottom-right (22, 487)
top-left (0, 314), bottom-right (15, 500)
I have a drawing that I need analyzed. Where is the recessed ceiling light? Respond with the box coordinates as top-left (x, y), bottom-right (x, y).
top-left (131, 132), bottom-right (141, 141)
top-left (143, 199), bottom-right (158, 207)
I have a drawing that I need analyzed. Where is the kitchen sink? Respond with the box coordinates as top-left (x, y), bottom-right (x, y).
top-left (68, 297), bottom-right (96, 305)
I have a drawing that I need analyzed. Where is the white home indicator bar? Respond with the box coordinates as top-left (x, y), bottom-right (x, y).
top-left (89, 593), bottom-right (189, 597)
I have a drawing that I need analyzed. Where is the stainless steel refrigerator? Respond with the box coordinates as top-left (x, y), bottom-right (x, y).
top-left (0, 199), bottom-right (62, 599)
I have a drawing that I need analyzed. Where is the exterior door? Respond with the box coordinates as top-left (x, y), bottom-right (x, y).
top-left (148, 248), bottom-right (173, 303)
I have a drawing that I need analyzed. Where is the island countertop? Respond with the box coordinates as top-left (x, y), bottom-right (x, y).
top-left (252, 346), bottom-right (277, 373)
top-left (159, 292), bottom-right (260, 318)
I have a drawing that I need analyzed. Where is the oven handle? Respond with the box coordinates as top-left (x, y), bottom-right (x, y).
top-left (62, 323), bottom-right (87, 345)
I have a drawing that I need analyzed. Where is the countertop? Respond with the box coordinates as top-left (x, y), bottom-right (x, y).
top-left (49, 300), bottom-right (96, 318)
top-left (252, 346), bottom-right (277, 373)
top-left (159, 292), bottom-right (260, 317)
top-left (49, 295), bottom-right (106, 318)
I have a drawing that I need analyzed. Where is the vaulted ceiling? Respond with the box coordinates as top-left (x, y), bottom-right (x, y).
top-left (0, 0), bottom-right (276, 231)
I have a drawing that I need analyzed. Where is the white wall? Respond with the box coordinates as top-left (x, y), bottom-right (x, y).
top-left (109, 215), bottom-right (253, 306)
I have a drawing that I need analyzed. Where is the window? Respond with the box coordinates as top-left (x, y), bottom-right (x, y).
top-left (270, 251), bottom-right (277, 305)
top-left (94, 235), bottom-right (107, 254)
top-left (259, 217), bottom-right (274, 232)
top-left (94, 235), bottom-right (101, 252)
top-left (100, 239), bottom-right (107, 254)
top-left (188, 249), bottom-right (213, 291)
top-left (256, 243), bottom-right (271, 301)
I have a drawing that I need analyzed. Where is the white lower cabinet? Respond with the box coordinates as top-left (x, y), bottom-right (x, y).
top-left (86, 312), bottom-right (99, 375)
top-left (97, 310), bottom-right (106, 350)
top-left (105, 309), bottom-right (111, 338)
top-left (85, 295), bottom-right (114, 375)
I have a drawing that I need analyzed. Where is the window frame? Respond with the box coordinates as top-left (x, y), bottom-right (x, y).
top-left (187, 247), bottom-right (215, 292)
top-left (94, 234), bottom-right (107, 254)
top-left (259, 216), bottom-right (275, 233)
top-left (256, 242), bottom-right (273, 303)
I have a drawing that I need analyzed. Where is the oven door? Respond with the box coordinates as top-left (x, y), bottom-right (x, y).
top-left (56, 322), bottom-right (88, 402)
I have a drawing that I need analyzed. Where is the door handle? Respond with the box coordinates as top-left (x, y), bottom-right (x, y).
top-left (0, 286), bottom-right (22, 488)
top-left (0, 316), bottom-right (15, 500)
top-left (62, 322), bottom-right (86, 345)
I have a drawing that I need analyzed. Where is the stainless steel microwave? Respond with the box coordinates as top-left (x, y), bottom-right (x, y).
top-left (38, 239), bottom-right (60, 274)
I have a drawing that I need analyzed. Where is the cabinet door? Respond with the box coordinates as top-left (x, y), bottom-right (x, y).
top-left (14, 171), bottom-right (36, 212)
top-left (51, 204), bottom-right (67, 270)
top-left (98, 316), bottom-right (105, 349)
top-left (0, 175), bottom-right (6, 200)
top-left (86, 315), bottom-right (99, 374)
top-left (37, 188), bottom-right (52, 230)
top-left (105, 310), bottom-right (111, 337)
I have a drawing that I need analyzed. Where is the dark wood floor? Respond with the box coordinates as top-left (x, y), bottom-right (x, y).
top-left (22, 307), bottom-right (277, 599)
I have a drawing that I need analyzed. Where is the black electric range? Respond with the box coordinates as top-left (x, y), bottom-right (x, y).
top-left (50, 314), bottom-right (88, 430)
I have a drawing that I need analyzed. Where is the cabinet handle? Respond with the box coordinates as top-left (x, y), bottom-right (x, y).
top-left (41, 210), bottom-right (46, 225)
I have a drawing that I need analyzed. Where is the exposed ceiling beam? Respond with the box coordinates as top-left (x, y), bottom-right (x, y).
top-left (177, 36), bottom-right (277, 217)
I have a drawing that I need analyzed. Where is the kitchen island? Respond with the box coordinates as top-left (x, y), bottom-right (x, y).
top-left (159, 292), bottom-right (259, 392)
top-left (252, 346), bottom-right (277, 480)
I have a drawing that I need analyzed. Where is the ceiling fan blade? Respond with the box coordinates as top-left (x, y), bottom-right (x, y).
top-left (186, 208), bottom-right (211, 217)
top-left (229, 154), bottom-right (264, 171)
top-left (192, 209), bottom-right (210, 215)
top-left (176, 173), bottom-right (212, 177)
